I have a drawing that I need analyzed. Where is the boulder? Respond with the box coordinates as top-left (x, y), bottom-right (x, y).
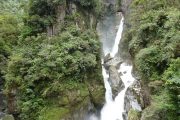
top-left (103, 53), bottom-right (112, 63)
top-left (103, 57), bottom-right (123, 69)
top-left (0, 114), bottom-right (14, 120)
top-left (103, 53), bottom-right (123, 70)
top-left (124, 81), bottom-right (142, 119)
top-left (108, 65), bottom-right (125, 98)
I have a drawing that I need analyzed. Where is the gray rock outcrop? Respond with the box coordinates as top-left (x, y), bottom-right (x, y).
top-left (108, 65), bottom-right (125, 98)
top-left (124, 80), bottom-right (142, 120)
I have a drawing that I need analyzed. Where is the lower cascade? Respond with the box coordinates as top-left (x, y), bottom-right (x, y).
top-left (99, 13), bottom-right (139, 120)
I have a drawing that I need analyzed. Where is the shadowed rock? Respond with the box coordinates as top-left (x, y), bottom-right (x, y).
top-left (104, 53), bottom-right (112, 63)
top-left (108, 65), bottom-right (125, 99)
top-left (0, 92), bottom-right (6, 112)
top-left (103, 53), bottom-right (123, 69)
top-left (123, 80), bottom-right (142, 120)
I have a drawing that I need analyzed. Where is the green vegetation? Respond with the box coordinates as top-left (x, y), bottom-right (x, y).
top-left (38, 106), bottom-right (69, 120)
top-left (126, 0), bottom-right (180, 119)
top-left (128, 109), bottom-right (141, 120)
top-left (1, 0), bottom-right (179, 120)
top-left (163, 58), bottom-right (180, 86)
top-left (0, 0), bottom-right (104, 120)
top-left (25, 0), bottom-right (104, 35)
top-left (4, 19), bottom-right (101, 120)
top-left (141, 90), bottom-right (177, 120)
top-left (5, 29), bottom-right (100, 91)
top-left (0, 0), bottom-right (24, 87)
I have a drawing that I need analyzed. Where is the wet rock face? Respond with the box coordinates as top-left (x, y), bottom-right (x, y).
top-left (124, 80), bottom-right (142, 111)
top-left (124, 80), bottom-right (142, 120)
top-left (108, 65), bottom-right (125, 98)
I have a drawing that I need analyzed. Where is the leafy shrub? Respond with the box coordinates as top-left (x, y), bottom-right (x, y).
top-left (141, 89), bottom-right (177, 120)
top-left (5, 27), bottom-right (101, 120)
top-left (127, 1), bottom-right (180, 119)
top-left (163, 58), bottom-right (180, 87)
top-left (135, 46), bottom-right (162, 80)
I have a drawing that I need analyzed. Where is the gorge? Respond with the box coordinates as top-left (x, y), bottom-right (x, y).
top-left (98, 10), bottom-right (141, 120)
top-left (0, 0), bottom-right (179, 120)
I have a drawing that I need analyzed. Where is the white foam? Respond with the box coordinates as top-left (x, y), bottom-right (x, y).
top-left (101, 15), bottom-right (136, 120)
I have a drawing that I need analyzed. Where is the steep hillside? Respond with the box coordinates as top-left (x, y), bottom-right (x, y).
top-left (0, 0), bottom-right (179, 120)
top-left (0, 0), bottom-right (106, 120)
top-left (122, 0), bottom-right (180, 119)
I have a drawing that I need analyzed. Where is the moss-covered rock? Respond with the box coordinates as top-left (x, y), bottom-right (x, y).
top-left (37, 79), bottom-right (104, 120)
top-left (141, 89), bottom-right (177, 120)
top-left (128, 109), bottom-right (141, 120)
top-left (38, 106), bottom-right (69, 120)
top-left (148, 81), bottom-right (164, 94)
top-left (141, 105), bottom-right (164, 120)
top-left (1, 115), bottom-right (14, 120)
top-left (88, 84), bottom-right (105, 107)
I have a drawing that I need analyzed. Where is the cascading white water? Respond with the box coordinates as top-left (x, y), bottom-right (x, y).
top-left (110, 17), bottom-right (124, 57)
top-left (100, 14), bottom-right (136, 120)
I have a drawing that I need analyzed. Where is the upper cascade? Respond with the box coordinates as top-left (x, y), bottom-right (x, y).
top-left (110, 14), bottom-right (124, 57)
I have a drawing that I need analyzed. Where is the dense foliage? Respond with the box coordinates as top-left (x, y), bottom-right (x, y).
top-left (0, 0), bottom-right (103, 120)
top-left (5, 27), bottom-right (100, 120)
top-left (126, 0), bottom-right (180, 119)
top-left (25, 0), bottom-right (104, 35)
top-left (0, 0), bottom-right (179, 120)
top-left (0, 0), bottom-right (24, 86)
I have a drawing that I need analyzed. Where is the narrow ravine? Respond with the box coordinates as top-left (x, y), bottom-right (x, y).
top-left (98, 13), bottom-right (136, 120)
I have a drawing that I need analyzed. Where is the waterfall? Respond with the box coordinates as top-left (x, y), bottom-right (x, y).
top-left (100, 13), bottom-right (136, 120)
top-left (110, 17), bottom-right (124, 57)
